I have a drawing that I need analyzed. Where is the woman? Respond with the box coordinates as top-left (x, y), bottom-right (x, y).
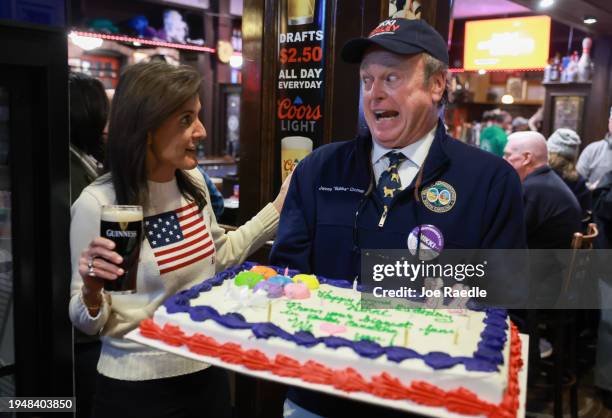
top-left (69, 61), bottom-right (289, 417)
top-left (69, 72), bottom-right (108, 203)
top-left (547, 128), bottom-right (592, 218)
top-left (68, 71), bottom-right (110, 418)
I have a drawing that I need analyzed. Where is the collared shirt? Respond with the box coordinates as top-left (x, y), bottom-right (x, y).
top-left (371, 126), bottom-right (436, 190)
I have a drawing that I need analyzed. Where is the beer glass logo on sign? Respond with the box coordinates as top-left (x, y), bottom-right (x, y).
top-left (281, 136), bottom-right (313, 182)
top-left (288, 0), bottom-right (316, 26)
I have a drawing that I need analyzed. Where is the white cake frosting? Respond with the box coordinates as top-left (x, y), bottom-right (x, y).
top-left (153, 275), bottom-right (511, 405)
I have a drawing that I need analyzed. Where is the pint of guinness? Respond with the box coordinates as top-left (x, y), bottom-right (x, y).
top-left (100, 205), bottom-right (143, 293)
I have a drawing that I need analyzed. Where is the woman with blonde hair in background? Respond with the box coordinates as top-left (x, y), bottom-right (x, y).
top-left (547, 128), bottom-right (592, 219)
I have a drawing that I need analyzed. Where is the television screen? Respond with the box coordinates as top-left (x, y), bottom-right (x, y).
top-left (463, 16), bottom-right (551, 71)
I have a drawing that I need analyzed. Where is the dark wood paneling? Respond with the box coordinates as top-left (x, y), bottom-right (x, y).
top-left (238, 0), bottom-right (278, 222)
top-left (584, 36), bottom-right (612, 145)
top-left (422, 0), bottom-right (452, 41)
top-left (324, 0), bottom-right (387, 144)
top-left (541, 82), bottom-right (590, 139)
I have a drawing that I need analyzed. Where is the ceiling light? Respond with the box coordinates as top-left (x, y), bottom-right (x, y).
top-left (68, 32), bottom-right (103, 51)
top-left (539, 0), bottom-right (554, 8)
top-left (133, 41), bottom-right (142, 46)
top-left (478, 69), bottom-right (487, 75)
top-left (229, 54), bottom-right (243, 69)
top-left (583, 16), bottom-right (597, 25)
top-left (501, 94), bottom-right (514, 104)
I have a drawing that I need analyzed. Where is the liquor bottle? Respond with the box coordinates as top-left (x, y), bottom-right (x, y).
top-left (549, 53), bottom-right (560, 81)
top-left (578, 37), bottom-right (593, 82)
top-left (560, 55), bottom-right (570, 82)
top-left (543, 59), bottom-right (552, 82)
top-left (566, 51), bottom-right (579, 82)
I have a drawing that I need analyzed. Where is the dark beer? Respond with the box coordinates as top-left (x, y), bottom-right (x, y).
top-left (100, 205), bottom-right (143, 293)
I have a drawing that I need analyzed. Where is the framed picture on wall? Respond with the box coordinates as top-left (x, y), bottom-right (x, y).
top-left (506, 77), bottom-right (526, 101)
top-left (552, 95), bottom-right (585, 134)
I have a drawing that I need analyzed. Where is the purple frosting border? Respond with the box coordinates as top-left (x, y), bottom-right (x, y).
top-left (163, 262), bottom-right (508, 372)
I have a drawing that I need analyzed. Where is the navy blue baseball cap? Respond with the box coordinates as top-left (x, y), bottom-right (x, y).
top-left (341, 18), bottom-right (449, 65)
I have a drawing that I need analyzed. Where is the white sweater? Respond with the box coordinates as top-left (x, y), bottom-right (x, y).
top-left (69, 168), bottom-right (279, 380)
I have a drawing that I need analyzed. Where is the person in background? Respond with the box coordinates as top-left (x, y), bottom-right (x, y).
top-left (197, 167), bottom-right (225, 219)
top-left (504, 131), bottom-right (581, 363)
top-left (528, 107), bottom-right (543, 132)
top-left (501, 110), bottom-right (513, 134)
top-left (69, 61), bottom-right (290, 418)
top-left (68, 71), bottom-right (110, 418)
top-left (481, 109), bottom-right (493, 126)
top-left (547, 128), bottom-right (592, 219)
top-left (591, 169), bottom-right (612, 411)
top-left (511, 116), bottom-right (530, 133)
top-left (69, 72), bottom-right (108, 203)
top-left (504, 131), bottom-right (581, 251)
top-left (479, 109), bottom-right (508, 158)
top-left (577, 106), bottom-right (612, 189)
top-left (581, 108), bottom-right (612, 411)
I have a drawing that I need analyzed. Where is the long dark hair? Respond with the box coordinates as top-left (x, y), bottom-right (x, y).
top-left (105, 61), bottom-right (206, 209)
top-left (69, 72), bottom-right (109, 163)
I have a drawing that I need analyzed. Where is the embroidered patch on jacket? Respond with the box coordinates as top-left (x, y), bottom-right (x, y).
top-left (421, 181), bottom-right (457, 213)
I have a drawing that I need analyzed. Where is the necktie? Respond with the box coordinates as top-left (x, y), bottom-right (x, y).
top-left (377, 152), bottom-right (407, 207)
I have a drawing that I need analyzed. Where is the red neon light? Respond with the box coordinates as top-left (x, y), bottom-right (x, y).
top-left (449, 68), bottom-right (544, 73)
top-left (72, 31), bottom-right (217, 54)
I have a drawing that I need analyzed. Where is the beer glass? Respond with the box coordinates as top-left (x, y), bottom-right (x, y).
top-left (288, 0), bottom-right (316, 25)
top-left (281, 136), bottom-right (313, 182)
top-left (100, 205), bottom-right (143, 293)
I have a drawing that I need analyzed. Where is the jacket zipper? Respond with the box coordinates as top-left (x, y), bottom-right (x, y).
top-left (378, 205), bottom-right (388, 227)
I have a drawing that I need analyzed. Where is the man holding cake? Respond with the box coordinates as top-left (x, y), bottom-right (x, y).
top-left (271, 18), bottom-right (527, 418)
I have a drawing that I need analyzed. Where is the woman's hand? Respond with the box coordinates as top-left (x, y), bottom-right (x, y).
top-left (78, 237), bottom-right (124, 314)
top-left (273, 172), bottom-right (293, 214)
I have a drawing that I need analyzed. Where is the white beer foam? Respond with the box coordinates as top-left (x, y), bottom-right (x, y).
top-left (101, 208), bottom-right (143, 222)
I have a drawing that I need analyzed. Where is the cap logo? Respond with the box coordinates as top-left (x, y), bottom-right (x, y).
top-left (369, 19), bottom-right (400, 38)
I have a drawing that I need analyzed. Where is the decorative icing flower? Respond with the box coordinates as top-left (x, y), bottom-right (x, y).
top-left (292, 274), bottom-right (319, 290)
top-left (285, 283), bottom-right (310, 299)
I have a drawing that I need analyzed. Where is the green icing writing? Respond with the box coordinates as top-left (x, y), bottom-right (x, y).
top-left (317, 289), bottom-right (454, 324)
top-left (420, 324), bottom-right (454, 336)
top-left (279, 297), bottom-right (413, 345)
top-left (286, 315), bottom-right (313, 333)
top-left (275, 288), bottom-right (460, 346)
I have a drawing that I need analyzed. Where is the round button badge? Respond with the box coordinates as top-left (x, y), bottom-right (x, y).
top-left (407, 224), bottom-right (444, 261)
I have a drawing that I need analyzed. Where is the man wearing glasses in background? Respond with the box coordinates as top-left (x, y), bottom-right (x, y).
top-left (271, 18), bottom-right (526, 418)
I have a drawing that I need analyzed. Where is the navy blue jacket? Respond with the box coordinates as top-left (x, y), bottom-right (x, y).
top-left (522, 166), bottom-right (581, 305)
top-left (551, 168), bottom-right (592, 218)
top-left (270, 122), bottom-right (527, 417)
top-left (271, 121), bottom-right (526, 276)
top-left (523, 166), bottom-right (581, 250)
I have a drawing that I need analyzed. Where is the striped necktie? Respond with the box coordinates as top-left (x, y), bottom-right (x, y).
top-left (377, 151), bottom-right (407, 207)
